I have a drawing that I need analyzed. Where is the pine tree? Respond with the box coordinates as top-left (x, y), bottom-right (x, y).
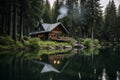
top-left (51, 0), bottom-right (61, 22)
top-left (104, 0), bottom-right (117, 42)
top-left (84, 0), bottom-right (102, 39)
top-left (118, 5), bottom-right (120, 16)
top-left (8, 0), bottom-right (13, 37)
top-left (23, 0), bottom-right (44, 35)
top-left (80, 0), bottom-right (89, 38)
top-left (65, 0), bottom-right (81, 38)
top-left (0, 0), bottom-right (8, 35)
top-left (115, 5), bottom-right (120, 43)
top-left (41, 0), bottom-right (52, 23)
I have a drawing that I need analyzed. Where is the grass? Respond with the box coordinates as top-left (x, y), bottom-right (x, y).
top-left (24, 37), bottom-right (71, 50)
top-left (0, 36), bottom-right (72, 51)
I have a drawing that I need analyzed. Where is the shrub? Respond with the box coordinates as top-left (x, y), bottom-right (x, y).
top-left (10, 41), bottom-right (24, 49)
top-left (93, 39), bottom-right (101, 48)
top-left (15, 41), bottom-right (24, 48)
top-left (68, 37), bottom-right (77, 44)
top-left (24, 36), bottom-right (31, 40)
top-left (83, 38), bottom-right (93, 48)
top-left (80, 38), bottom-right (100, 48)
top-left (0, 36), bottom-right (14, 45)
top-left (28, 38), bottom-right (40, 49)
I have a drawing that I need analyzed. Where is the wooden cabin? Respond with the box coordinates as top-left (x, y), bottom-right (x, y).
top-left (29, 22), bottom-right (69, 41)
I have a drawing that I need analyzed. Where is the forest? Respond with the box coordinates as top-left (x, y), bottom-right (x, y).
top-left (0, 0), bottom-right (120, 46)
top-left (1, 1), bottom-right (120, 80)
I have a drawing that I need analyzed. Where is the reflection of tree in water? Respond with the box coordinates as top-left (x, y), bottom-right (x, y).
top-left (56, 49), bottom-right (120, 80)
top-left (1, 48), bottom-right (120, 80)
top-left (80, 48), bottom-right (99, 56)
top-left (116, 71), bottom-right (120, 80)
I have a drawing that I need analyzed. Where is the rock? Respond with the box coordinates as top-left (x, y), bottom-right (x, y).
top-left (73, 43), bottom-right (85, 48)
top-left (64, 45), bottom-right (72, 50)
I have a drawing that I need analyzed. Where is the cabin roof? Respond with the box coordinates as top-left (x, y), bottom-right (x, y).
top-left (29, 22), bottom-right (69, 35)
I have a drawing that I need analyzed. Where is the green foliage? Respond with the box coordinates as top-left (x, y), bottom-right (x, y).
top-left (93, 39), bottom-right (99, 46)
top-left (80, 0), bottom-right (103, 38)
top-left (26, 38), bottom-right (40, 49)
top-left (81, 48), bottom-right (99, 56)
top-left (80, 38), bottom-right (101, 48)
top-left (81, 38), bottom-right (93, 48)
top-left (68, 37), bottom-right (77, 44)
top-left (24, 49), bottom-right (70, 60)
top-left (0, 36), bottom-right (25, 50)
top-left (51, 0), bottom-right (60, 23)
top-left (0, 45), bottom-right (10, 50)
top-left (23, 36), bottom-right (31, 40)
top-left (15, 41), bottom-right (24, 48)
top-left (41, 0), bottom-right (52, 23)
top-left (104, 0), bottom-right (117, 41)
top-left (0, 36), bottom-right (14, 45)
top-left (11, 41), bottom-right (24, 50)
top-left (24, 37), bottom-right (71, 50)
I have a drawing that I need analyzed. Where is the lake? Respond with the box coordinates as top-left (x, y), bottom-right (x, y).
top-left (0, 48), bottom-right (120, 80)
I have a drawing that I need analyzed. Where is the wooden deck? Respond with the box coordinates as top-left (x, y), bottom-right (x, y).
top-left (51, 37), bottom-right (69, 42)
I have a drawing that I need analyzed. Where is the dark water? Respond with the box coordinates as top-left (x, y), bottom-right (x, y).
top-left (0, 48), bottom-right (120, 80)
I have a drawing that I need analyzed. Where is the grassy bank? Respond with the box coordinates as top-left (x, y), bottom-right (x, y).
top-left (0, 36), bottom-right (102, 51)
top-left (0, 36), bottom-right (24, 50)
top-left (25, 37), bottom-right (72, 50)
top-left (0, 36), bottom-right (72, 50)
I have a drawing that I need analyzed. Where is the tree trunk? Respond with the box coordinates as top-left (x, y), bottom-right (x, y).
top-left (8, 0), bottom-right (12, 36)
top-left (118, 37), bottom-right (119, 44)
top-left (91, 26), bottom-right (94, 40)
top-left (27, 26), bottom-right (30, 36)
top-left (91, 20), bottom-right (95, 40)
top-left (19, 6), bottom-right (24, 42)
top-left (1, 8), bottom-right (5, 34)
top-left (1, 13), bottom-right (4, 34)
top-left (13, 1), bottom-right (17, 41)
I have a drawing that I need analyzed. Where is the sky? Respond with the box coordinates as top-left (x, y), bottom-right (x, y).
top-left (49, 0), bottom-right (56, 8)
top-left (100, 0), bottom-right (120, 11)
top-left (49, 0), bottom-right (120, 11)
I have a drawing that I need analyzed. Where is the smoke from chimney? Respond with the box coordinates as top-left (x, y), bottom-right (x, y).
top-left (57, 5), bottom-right (68, 22)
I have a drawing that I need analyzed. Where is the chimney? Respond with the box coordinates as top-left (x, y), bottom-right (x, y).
top-left (57, 19), bottom-right (60, 22)
top-left (40, 19), bottom-right (44, 24)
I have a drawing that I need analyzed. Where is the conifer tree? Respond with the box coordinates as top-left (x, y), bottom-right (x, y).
top-left (84, 0), bottom-right (102, 39)
top-left (115, 5), bottom-right (120, 43)
top-left (41, 0), bottom-right (52, 23)
top-left (51, 0), bottom-right (60, 23)
top-left (118, 5), bottom-right (120, 16)
top-left (104, 0), bottom-right (117, 42)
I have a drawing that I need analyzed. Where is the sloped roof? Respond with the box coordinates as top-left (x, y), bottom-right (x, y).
top-left (29, 22), bottom-right (69, 35)
top-left (42, 23), bottom-right (60, 32)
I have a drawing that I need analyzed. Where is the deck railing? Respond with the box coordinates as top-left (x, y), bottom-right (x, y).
top-left (51, 36), bottom-right (68, 41)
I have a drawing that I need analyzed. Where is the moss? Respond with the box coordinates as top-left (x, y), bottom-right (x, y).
top-left (0, 36), bottom-right (14, 45)
top-left (0, 36), bottom-right (25, 50)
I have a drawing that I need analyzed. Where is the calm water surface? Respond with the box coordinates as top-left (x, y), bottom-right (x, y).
top-left (0, 48), bottom-right (120, 80)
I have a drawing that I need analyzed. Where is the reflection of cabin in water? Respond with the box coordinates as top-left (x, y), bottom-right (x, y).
top-left (29, 22), bottom-right (69, 41)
